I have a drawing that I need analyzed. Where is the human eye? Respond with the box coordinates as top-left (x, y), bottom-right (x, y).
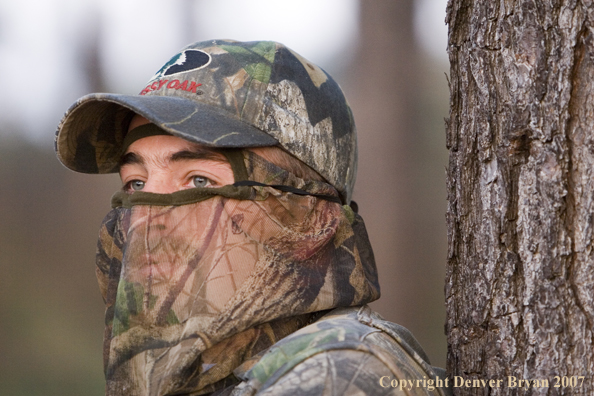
top-left (192, 175), bottom-right (214, 188)
top-left (123, 179), bottom-right (145, 192)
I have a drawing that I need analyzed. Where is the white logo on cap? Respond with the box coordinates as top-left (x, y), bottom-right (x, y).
top-left (150, 50), bottom-right (212, 81)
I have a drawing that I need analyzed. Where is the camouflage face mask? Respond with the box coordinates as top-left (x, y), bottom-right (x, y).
top-left (95, 151), bottom-right (380, 396)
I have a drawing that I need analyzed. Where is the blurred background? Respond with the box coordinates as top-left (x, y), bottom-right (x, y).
top-left (0, 1), bottom-right (449, 394)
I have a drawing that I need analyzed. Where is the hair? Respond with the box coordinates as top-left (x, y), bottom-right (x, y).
top-left (248, 146), bottom-right (326, 182)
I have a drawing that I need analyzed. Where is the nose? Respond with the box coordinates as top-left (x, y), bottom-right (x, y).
top-left (142, 172), bottom-right (178, 194)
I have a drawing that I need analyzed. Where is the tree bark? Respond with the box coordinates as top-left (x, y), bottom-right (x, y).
top-left (446, 0), bottom-right (594, 394)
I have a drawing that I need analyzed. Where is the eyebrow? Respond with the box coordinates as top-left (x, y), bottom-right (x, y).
top-left (119, 147), bottom-right (227, 168)
top-left (120, 152), bottom-right (143, 166)
top-left (169, 147), bottom-right (227, 162)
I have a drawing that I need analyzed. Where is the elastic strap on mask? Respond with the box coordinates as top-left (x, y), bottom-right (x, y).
top-left (121, 123), bottom-right (172, 153)
top-left (222, 149), bottom-right (249, 182)
top-left (110, 184), bottom-right (254, 208)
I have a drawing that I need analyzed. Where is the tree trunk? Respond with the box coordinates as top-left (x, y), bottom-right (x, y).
top-left (445, 0), bottom-right (594, 394)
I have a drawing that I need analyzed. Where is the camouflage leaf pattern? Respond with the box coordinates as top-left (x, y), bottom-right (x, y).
top-left (95, 151), bottom-right (380, 396)
top-left (231, 306), bottom-right (451, 396)
top-left (56, 40), bottom-right (358, 203)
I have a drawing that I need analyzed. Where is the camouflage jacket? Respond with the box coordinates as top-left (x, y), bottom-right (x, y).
top-left (222, 306), bottom-right (451, 396)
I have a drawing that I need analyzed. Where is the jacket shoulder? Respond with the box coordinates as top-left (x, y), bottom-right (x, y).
top-left (231, 306), bottom-right (450, 396)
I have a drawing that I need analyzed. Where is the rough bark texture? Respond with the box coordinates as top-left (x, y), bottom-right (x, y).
top-left (446, 0), bottom-right (594, 394)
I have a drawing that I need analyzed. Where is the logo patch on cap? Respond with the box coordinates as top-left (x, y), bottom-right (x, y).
top-left (150, 50), bottom-right (211, 81)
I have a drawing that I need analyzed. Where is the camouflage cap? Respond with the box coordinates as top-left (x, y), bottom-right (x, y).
top-left (55, 39), bottom-right (358, 203)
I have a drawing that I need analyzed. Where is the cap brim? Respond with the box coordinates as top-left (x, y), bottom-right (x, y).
top-left (55, 93), bottom-right (278, 174)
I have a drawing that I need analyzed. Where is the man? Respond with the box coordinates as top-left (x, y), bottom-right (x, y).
top-left (55, 40), bottom-right (449, 396)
